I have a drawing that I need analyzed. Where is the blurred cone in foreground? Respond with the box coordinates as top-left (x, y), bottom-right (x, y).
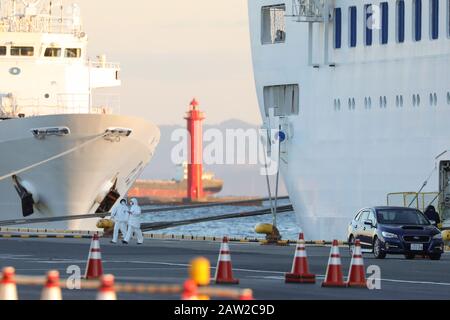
top-left (0, 267), bottom-right (18, 300)
top-left (41, 270), bottom-right (62, 300)
top-left (97, 274), bottom-right (117, 300)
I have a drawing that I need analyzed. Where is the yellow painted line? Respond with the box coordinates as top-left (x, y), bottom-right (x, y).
top-left (2, 235), bottom-right (12, 238)
top-left (20, 235), bottom-right (30, 238)
top-left (38, 235), bottom-right (48, 239)
top-left (56, 235), bottom-right (65, 239)
top-left (73, 235), bottom-right (83, 239)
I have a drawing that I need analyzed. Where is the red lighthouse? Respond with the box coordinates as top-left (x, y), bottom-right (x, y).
top-left (185, 98), bottom-right (205, 202)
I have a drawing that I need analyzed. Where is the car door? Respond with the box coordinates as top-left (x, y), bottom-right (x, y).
top-left (360, 210), bottom-right (376, 247)
top-left (355, 210), bottom-right (369, 245)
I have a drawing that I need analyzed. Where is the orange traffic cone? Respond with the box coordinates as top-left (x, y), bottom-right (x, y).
top-left (239, 289), bottom-right (254, 300)
top-left (0, 267), bottom-right (18, 300)
top-left (96, 274), bottom-right (117, 300)
top-left (84, 234), bottom-right (104, 279)
top-left (181, 280), bottom-right (199, 300)
top-left (41, 270), bottom-right (62, 300)
top-left (322, 240), bottom-right (346, 288)
top-left (346, 240), bottom-right (367, 288)
top-left (285, 233), bottom-right (316, 284)
top-left (214, 237), bottom-right (239, 285)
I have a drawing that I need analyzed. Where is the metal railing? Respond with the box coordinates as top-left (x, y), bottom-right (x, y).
top-left (387, 192), bottom-right (439, 212)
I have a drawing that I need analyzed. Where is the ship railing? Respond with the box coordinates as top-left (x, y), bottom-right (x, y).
top-left (87, 60), bottom-right (121, 70)
top-left (2, 104), bottom-right (117, 117)
top-left (387, 192), bottom-right (439, 212)
top-left (291, 0), bottom-right (328, 23)
top-left (0, 16), bottom-right (83, 35)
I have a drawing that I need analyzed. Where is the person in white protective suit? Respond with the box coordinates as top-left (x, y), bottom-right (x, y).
top-left (123, 198), bottom-right (144, 245)
top-left (110, 199), bottom-right (129, 244)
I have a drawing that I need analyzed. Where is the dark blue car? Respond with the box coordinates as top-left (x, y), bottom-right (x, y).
top-left (347, 207), bottom-right (444, 260)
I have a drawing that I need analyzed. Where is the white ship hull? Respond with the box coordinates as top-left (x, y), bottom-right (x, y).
top-left (249, 0), bottom-right (450, 240)
top-left (0, 114), bottom-right (160, 230)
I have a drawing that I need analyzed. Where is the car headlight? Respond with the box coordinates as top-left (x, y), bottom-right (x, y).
top-left (382, 231), bottom-right (398, 239)
top-left (433, 233), bottom-right (443, 240)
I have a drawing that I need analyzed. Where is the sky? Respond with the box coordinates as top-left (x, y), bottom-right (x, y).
top-left (76, 0), bottom-right (261, 126)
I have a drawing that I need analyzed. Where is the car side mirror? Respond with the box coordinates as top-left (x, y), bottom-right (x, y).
top-left (364, 220), bottom-right (374, 227)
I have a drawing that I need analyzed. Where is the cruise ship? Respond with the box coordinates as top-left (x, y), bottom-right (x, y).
top-left (248, 0), bottom-right (450, 240)
top-left (0, 0), bottom-right (160, 230)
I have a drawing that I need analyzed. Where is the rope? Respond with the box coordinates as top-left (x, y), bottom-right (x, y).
top-left (0, 132), bottom-right (107, 183)
top-left (14, 276), bottom-right (249, 299)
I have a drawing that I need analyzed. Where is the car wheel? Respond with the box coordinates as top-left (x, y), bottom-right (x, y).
top-left (429, 253), bottom-right (442, 261)
top-left (405, 253), bottom-right (415, 260)
top-left (348, 236), bottom-right (355, 255)
top-left (373, 238), bottom-right (386, 259)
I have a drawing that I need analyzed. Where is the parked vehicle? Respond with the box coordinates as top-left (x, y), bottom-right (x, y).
top-left (347, 207), bottom-right (444, 260)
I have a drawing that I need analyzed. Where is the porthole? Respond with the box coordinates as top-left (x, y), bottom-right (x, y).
top-left (44, 93), bottom-right (50, 99)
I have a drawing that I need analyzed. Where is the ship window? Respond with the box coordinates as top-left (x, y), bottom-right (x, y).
top-left (430, 0), bottom-right (439, 40)
top-left (380, 2), bottom-right (389, 44)
top-left (413, 0), bottom-right (422, 41)
top-left (261, 5), bottom-right (286, 45)
top-left (44, 48), bottom-right (61, 57)
top-left (349, 6), bottom-right (357, 47)
top-left (397, 1), bottom-right (406, 43)
top-left (334, 8), bottom-right (342, 49)
top-left (65, 48), bottom-right (81, 58)
top-left (0, 46), bottom-right (6, 56)
top-left (447, 92), bottom-right (450, 105)
top-left (263, 84), bottom-right (299, 116)
top-left (364, 4), bottom-right (373, 46)
top-left (11, 46), bottom-right (34, 56)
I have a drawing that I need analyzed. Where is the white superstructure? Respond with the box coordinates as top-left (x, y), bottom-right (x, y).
top-left (0, 0), bottom-right (160, 230)
top-left (249, 0), bottom-right (450, 240)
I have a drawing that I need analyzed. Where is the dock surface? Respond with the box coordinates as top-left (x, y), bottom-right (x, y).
top-left (0, 237), bottom-right (449, 300)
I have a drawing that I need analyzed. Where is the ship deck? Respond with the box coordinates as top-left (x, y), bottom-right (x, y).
top-left (0, 237), bottom-right (449, 300)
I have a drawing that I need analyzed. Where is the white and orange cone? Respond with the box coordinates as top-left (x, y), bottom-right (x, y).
top-left (285, 233), bottom-right (316, 284)
top-left (346, 240), bottom-right (368, 288)
top-left (96, 274), bottom-right (117, 300)
top-left (322, 240), bottom-right (346, 288)
top-left (0, 267), bottom-right (18, 300)
top-left (84, 234), bottom-right (104, 279)
top-left (41, 270), bottom-right (62, 300)
top-left (214, 237), bottom-right (239, 285)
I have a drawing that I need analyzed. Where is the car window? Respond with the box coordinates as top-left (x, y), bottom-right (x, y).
top-left (354, 211), bottom-right (363, 221)
top-left (376, 209), bottom-right (430, 225)
top-left (368, 211), bottom-right (376, 223)
top-left (359, 211), bottom-right (369, 222)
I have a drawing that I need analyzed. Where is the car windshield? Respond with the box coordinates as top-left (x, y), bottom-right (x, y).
top-left (376, 209), bottom-right (430, 226)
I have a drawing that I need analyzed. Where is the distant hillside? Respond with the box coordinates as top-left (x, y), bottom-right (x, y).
top-left (140, 119), bottom-right (287, 197)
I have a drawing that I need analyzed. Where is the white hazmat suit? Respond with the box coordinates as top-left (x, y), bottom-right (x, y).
top-left (124, 198), bottom-right (144, 244)
top-left (111, 200), bottom-right (129, 244)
